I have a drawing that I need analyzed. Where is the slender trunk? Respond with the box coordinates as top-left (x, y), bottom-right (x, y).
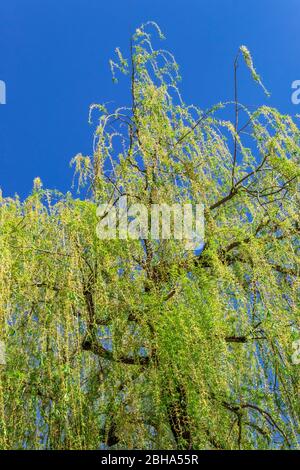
top-left (165, 382), bottom-right (193, 450)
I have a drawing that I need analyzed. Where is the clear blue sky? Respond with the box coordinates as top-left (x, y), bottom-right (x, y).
top-left (1, 0), bottom-right (300, 198)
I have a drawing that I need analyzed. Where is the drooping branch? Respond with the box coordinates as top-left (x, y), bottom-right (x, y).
top-left (82, 336), bottom-right (151, 366)
top-left (209, 152), bottom-right (271, 211)
top-left (232, 52), bottom-right (240, 188)
top-left (221, 400), bottom-right (291, 447)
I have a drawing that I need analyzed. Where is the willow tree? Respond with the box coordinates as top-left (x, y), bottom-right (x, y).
top-left (0, 23), bottom-right (299, 450)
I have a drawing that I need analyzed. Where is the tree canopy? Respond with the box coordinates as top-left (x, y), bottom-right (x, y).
top-left (0, 22), bottom-right (299, 449)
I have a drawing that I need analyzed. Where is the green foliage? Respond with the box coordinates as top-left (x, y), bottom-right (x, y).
top-left (0, 23), bottom-right (299, 449)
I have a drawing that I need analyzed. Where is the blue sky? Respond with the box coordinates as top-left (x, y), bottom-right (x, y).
top-left (0, 0), bottom-right (300, 198)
